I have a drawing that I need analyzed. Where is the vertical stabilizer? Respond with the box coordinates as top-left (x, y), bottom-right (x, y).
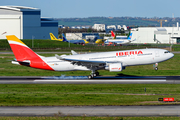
top-left (127, 33), bottom-right (132, 40)
top-left (111, 31), bottom-right (116, 39)
top-left (6, 35), bottom-right (53, 70)
top-left (62, 33), bottom-right (68, 42)
top-left (49, 33), bottom-right (57, 40)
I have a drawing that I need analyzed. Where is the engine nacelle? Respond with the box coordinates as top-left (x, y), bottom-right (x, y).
top-left (105, 63), bottom-right (123, 72)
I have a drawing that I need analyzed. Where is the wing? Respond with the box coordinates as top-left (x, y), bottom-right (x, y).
top-left (55, 54), bottom-right (120, 70)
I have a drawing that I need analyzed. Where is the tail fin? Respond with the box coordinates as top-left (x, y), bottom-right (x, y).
top-left (62, 33), bottom-right (68, 42)
top-left (127, 33), bottom-right (132, 40)
top-left (49, 33), bottom-right (57, 40)
top-left (84, 39), bottom-right (89, 44)
top-left (6, 35), bottom-right (40, 62)
top-left (6, 35), bottom-right (53, 70)
top-left (111, 31), bottom-right (116, 39)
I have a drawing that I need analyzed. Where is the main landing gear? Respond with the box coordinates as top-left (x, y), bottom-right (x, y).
top-left (88, 70), bottom-right (99, 79)
top-left (154, 63), bottom-right (158, 71)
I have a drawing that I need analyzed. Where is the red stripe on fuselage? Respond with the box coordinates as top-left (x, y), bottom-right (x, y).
top-left (10, 44), bottom-right (54, 71)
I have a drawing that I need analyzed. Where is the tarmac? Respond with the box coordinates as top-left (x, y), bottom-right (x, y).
top-left (0, 76), bottom-right (180, 84)
top-left (0, 105), bottom-right (180, 117)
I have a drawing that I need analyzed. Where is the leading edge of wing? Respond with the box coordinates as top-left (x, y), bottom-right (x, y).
top-left (55, 54), bottom-right (113, 65)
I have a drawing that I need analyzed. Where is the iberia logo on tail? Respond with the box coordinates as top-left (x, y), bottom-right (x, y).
top-left (6, 35), bottom-right (54, 71)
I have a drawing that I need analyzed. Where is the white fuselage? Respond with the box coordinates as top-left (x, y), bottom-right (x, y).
top-left (43, 48), bottom-right (174, 71)
top-left (104, 39), bottom-right (131, 44)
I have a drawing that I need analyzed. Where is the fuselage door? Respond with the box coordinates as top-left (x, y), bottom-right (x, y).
top-left (155, 51), bottom-right (159, 57)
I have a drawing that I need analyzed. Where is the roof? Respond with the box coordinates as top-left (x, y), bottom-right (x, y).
top-left (0, 6), bottom-right (40, 12)
top-left (156, 28), bottom-right (167, 31)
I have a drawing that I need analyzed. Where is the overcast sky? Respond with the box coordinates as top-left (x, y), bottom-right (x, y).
top-left (1, 0), bottom-right (180, 18)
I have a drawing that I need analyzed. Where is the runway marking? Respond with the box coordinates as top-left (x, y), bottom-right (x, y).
top-left (34, 80), bottom-right (167, 82)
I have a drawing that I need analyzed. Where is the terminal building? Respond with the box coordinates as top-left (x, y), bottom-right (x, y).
top-left (131, 23), bottom-right (180, 44)
top-left (0, 6), bottom-right (58, 39)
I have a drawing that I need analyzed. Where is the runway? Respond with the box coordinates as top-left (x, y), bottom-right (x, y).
top-left (0, 76), bottom-right (180, 84)
top-left (0, 76), bottom-right (180, 117)
top-left (0, 105), bottom-right (180, 117)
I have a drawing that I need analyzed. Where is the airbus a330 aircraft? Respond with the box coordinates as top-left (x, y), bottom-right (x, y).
top-left (6, 35), bottom-right (174, 79)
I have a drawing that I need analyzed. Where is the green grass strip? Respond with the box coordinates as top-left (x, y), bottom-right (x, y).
top-left (0, 84), bottom-right (180, 106)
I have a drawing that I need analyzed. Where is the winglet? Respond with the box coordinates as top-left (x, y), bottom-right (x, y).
top-left (55, 54), bottom-right (63, 60)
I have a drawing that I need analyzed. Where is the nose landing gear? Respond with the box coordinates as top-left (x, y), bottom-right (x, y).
top-left (153, 63), bottom-right (158, 71)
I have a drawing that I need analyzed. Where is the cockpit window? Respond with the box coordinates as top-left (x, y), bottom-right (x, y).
top-left (164, 51), bottom-right (170, 53)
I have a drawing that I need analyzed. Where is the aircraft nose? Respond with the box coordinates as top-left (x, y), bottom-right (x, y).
top-left (170, 53), bottom-right (174, 58)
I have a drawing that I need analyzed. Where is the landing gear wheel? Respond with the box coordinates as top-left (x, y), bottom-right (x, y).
top-left (89, 70), bottom-right (99, 79)
top-left (95, 72), bottom-right (99, 76)
top-left (93, 73), bottom-right (97, 77)
top-left (153, 63), bottom-right (158, 71)
top-left (88, 75), bottom-right (93, 79)
top-left (155, 67), bottom-right (158, 71)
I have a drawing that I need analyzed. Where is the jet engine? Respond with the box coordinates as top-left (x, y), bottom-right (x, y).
top-left (105, 63), bottom-right (124, 72)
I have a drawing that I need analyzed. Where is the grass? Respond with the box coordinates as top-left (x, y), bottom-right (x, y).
top-left (0, 53), bottom-right (179, 76)
top-left (0, 84), bottom-right (180, 106)
top-left (0, 39), bottom-right (179, 52)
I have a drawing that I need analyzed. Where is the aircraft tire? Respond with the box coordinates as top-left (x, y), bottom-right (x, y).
top-left (155, 67), bottom-right (158, 71)
top-left (95, 72), bottom-right (99, 76)
top-left (88, 75), bottom-right (93, 79)
top-left (93, 73), bottom-right (97, 77)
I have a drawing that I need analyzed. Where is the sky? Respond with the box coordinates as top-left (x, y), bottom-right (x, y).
top-left (1, 0), bottom-right (180, 18)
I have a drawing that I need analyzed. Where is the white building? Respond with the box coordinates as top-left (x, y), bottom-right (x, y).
top-left (131, 23), bottom-right (180, 44)
top-left (107, 25), bottom-right (116, 30)
top-left (66, 33), bottom-right (82, 40)
top-left (92, 24), bottom-right (106, 31)
top-left (117, 25), bottom-right (121, 30)
top-left (122, 25), bottom-right (127, 31)
top-left (0, 6), bottom-right (58, 39)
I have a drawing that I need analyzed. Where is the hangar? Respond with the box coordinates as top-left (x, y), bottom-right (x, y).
top-left (131, 23), bottom-right (180, 44)
top-left (0, 6), bottom-right (58, 39)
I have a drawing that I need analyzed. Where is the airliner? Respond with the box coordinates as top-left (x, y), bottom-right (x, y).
top-left (104, 32), bottom-right (135, 45)
top-left (62, 33), bottom-right (89, 44)
top-left (111, 31), bottom-right (127, 39)
top-left (95, 39), bottom-right (104, 44)
top-left (50, 33), bottom-right (89, 44)
top-left (6, 35), bottom-right (174, 79)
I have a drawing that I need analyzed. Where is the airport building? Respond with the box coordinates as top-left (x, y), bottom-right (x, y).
top-left (66, 33), bottom-right (100, 42)
top-left (0, 6), bottom-right (58, 39)
top-left (131, 23), bottom-right (180, 44)
top-left (92, 24), bottom-right (106, 31)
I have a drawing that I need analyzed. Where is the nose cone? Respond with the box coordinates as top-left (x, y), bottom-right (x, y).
top-left (170, 53), bottom-right (174, 58)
